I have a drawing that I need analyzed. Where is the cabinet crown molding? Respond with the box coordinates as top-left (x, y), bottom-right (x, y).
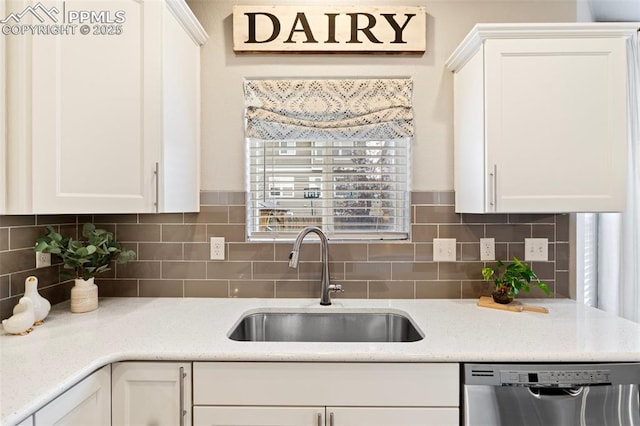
top-left (166, 0), bottom-right (208, 45)
top-left (446, 22), bottom-right (639, 72)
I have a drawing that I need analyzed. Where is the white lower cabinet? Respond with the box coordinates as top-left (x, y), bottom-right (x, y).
top-left (22, 361), bottom-right (459, 426)
top-left (112, 362), bottom-right (192, 426)
top-left (34, 365), bottom-right (110, 426)
top-left (193, 362), bottom-right (460, 426)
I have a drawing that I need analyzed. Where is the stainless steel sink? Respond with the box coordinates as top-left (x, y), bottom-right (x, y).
top-left (228, 311), bottom-right (424, 342)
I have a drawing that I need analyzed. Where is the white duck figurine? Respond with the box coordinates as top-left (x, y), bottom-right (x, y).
top-left (24, 276), bottom-right (50, 325)
top-left (2, 297), bottom-right (35, 335)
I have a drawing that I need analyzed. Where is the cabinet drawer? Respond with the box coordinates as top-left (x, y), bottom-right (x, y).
top-left (194, 406), bottom-right (324, 426)
top-left (193, 362), bottom-right (459, 407)
top-left (328, 407), bottom-right (459, 425)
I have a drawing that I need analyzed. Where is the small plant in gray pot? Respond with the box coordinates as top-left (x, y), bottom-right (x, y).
top-left (34, 223), bottom-right (136, 313)
top-left (481, 257), bottom-right (551, 304)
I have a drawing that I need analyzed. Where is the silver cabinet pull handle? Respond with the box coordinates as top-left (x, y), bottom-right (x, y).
top-left (489, 164), bottom-right (498, 211)
top-left (317, 412), bottom-right (322, 426)
top-left (329, 412), bottom-right (334, 426)
top-left (154, 162), bottom-right (160, 213)
top-left (179, 366), bottom-right (186, 426)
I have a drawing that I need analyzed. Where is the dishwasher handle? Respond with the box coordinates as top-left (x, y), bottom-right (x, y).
top-left (528, 386), bottom-right (585, 399)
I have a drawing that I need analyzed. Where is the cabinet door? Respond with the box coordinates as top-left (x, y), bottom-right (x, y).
top-left (485, 37), bottom-right (628, 212)
top-left (34, 365), bottom-right (110, 426)
top-left (327, 407), bottom-right (459, 426)
top-left (112, 362), bottom-right (191, 426)
top-left (30, 0), bottom-right (162, 214)
top-left (194, 406), bottom-right (324, 426)
top-left (160, 5), bottom-right (201, 213)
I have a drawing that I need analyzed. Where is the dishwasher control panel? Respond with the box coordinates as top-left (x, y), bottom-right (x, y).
top-left (500, 370), bottom-right (612, 387)
top-left (466, 363), bottom-right (640, 388)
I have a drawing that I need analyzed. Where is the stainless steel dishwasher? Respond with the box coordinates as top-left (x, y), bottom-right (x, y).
top-left (464, 363), bottom-right (640, 426)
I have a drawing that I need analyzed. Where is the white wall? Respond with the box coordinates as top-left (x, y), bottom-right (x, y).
top-left (188, 0), bottom-right (576, 191)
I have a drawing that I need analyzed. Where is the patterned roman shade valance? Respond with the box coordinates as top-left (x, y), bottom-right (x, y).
top-left (244, 78), bottom-right (414, 140)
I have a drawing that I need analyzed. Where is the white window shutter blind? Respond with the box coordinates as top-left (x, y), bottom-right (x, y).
top-left (244, 79), bottom-right (414, 140)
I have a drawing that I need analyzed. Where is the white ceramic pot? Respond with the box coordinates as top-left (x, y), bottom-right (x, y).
top-left (70, 277), bottom-right (98, 313)
top-left (24, 276), bottom-right (51, 324)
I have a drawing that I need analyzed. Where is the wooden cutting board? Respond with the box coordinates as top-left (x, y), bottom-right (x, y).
top-left (477, 296), bottom-right (549, 314)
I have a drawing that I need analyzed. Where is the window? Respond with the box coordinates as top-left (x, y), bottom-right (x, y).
top-left (244, 79), bottom-right (414, 240)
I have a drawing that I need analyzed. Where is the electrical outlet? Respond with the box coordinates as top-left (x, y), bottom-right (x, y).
top-left (36, 252), bottom-right (51, 268)
top-left (433, 238), bottom-right (456, 262)
top-left (480, 238), bottom-right (495, 261)
top-left (525, 238), bottom-right (548, 261)
top-left (210, 237), bottom-right (225, 260)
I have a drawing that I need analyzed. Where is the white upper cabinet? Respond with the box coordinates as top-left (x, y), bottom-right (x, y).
top-left (2, 0), bottom-right (207, 214)
top-left (446, 23), bottom-right (636, 213)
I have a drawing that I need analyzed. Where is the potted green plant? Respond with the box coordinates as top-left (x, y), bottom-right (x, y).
top-left (481, 256), bottom-right (551, 304)
top-left (34, 223), bottom-right (136, 313)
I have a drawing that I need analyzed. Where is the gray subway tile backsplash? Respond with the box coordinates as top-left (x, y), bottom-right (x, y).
top-left (139, 279), bottom-right (183, 297)
top-left (228, 243), bottom-right (275, 261)
top-left (162, 261), bottom-right (207, 280)
top-left (415, 205), bottom-right (461, 224)
top-left (0, 275), bottom-right (9, 299)
top-left (439, 261), bottom-right (485, 281)
top-left (230, 280), bottom-right (275, 298)
top-left (368, 243), bottom-right (415, 262)
top-left (185, 279), bottom-right (229, 298)
top-left (162, 224), bottom-right (207, 242)
top-left (116, 261), bottom-right (161, 279)
top-left (0, 249), bottom-right (36, 275)
top-left (116, 224), bottom-right (161, 243)
top-left (137, 242), bottom-right (184, 261)
top-left (391, 262), bottom-right (438, 281)
top-left (0, 229), bottom-right (8, 252)
top-left (0, 191), bottom-right (573, 321)
top-left (345, 262), bottom-right (392, 281)
top-left (275, 280), bottom-right (321, 298)
top-left (438, 224), bottom-right (485, 242)
top-left (0, 215), bottom-right (35, 227)
top-left (369, 281), bottom-right (415, 299)
top-left (207, 261), bottom-right (252, 280)
top-left (97, 279), bottom-right (139, 297)
top-left (416, 280), bottom-right (462, 299)
top-left (9, 226), bottom-right (45, 250)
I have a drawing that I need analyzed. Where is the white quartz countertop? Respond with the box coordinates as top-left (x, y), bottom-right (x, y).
top-left (2, 297), bottom-right (640, 425)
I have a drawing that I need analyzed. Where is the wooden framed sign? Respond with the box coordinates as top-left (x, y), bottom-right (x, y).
top-left (232, 5), bottom-right (426, 53)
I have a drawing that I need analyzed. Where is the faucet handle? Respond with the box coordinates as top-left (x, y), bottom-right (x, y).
top-left (328, 284), bottom-right (344, 294)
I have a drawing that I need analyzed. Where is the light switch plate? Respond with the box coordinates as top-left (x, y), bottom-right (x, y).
top-left (433, 238), bottom-right (456, 262)
top-left (525, 238), bottom-right (548, 261)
